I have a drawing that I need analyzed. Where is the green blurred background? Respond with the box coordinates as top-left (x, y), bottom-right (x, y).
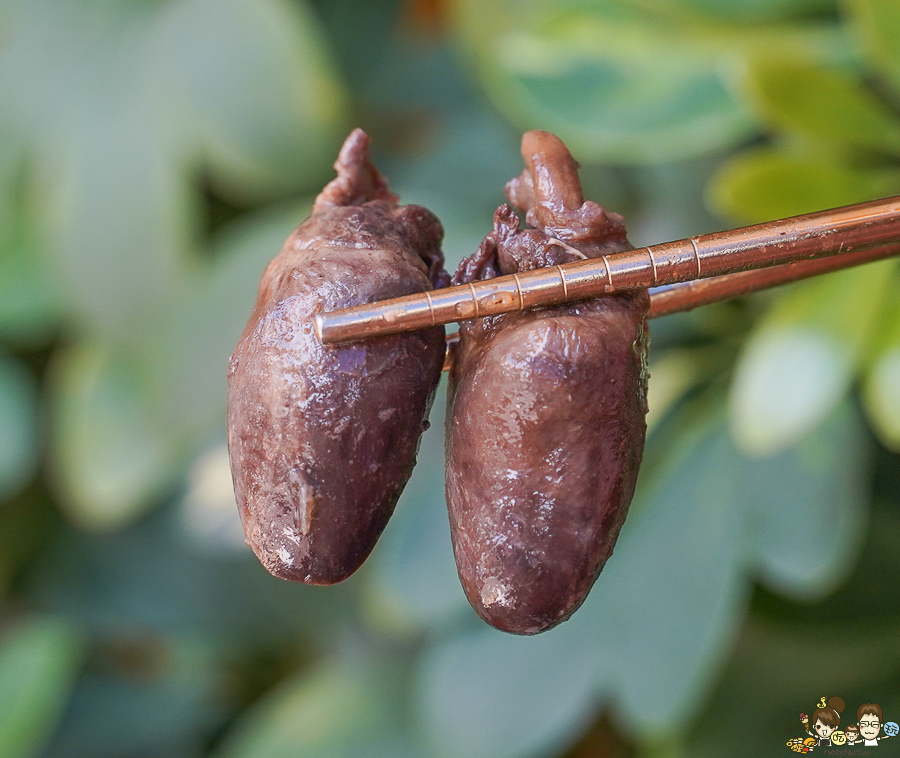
top-left (0, 0), bottom-right (899, 756)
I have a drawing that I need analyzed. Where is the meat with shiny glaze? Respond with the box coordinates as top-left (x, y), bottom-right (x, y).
top-left (446, 130), bottom-right (650, 634)
top-left (228, 129), bottom-right (448, 585)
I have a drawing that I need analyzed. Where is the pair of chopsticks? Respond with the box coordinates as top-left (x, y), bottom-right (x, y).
top-left (314, 196), bottom-right (900, 347)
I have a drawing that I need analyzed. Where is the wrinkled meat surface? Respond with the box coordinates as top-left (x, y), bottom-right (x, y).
top-left (228, 129), bottom-right (448, 585)
top-left (446, 130), bottom-right (650, 634)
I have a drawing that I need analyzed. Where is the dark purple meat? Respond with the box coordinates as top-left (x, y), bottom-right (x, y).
top-left (446, 131), bottom-right (650, 634)
top-left (227, 129), bottom-right (448, 585)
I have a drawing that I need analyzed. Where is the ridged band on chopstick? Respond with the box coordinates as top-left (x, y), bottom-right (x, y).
top-left (436, 244), bottom-right (900, 373)
top-left (647, 242), bottom-right (900, 318)
top-left (315, 196), bottom-right (900, 345)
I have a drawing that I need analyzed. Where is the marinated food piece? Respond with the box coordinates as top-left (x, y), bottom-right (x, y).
top-left (228, 129), bottom-right (449, 585)
top-left (446, 130), bottom-right (650, 634)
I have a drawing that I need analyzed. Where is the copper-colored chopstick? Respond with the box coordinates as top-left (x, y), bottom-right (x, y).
top-left (314, 196), bottom-right (900, 345)
top-left (434, 244), bottom-right (900, 371)
top-left (646, 242), bottom-right (900, 318)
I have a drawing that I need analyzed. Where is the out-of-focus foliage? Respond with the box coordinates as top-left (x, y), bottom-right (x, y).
top-left (0, 350), bottom-right (38, 498)
top-left (709, 0), bottom-right (900, 455)
top-left (0, 617), bottom-right (86, 758)
top-left (0, 0), bottom-right (898, 757)
top-left (728, 261), bottom-right (892, 455)
top-left (450, 0), bottom-right (849, 162)
top-left (214, 657), bottom-right (415, 758)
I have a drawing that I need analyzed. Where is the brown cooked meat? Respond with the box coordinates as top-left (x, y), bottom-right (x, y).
top-left (446, 130), bottom-right (650, 634)
top-left (227, 129), bottom-right (448, 585)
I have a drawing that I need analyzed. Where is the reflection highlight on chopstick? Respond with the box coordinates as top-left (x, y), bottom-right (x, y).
top-left (315, 196), bottom-right (900, 346)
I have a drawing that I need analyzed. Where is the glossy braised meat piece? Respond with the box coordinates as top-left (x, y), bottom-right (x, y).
top-left (228, 129), bottom-right (448, 585)
top-left (446, 130), bottom-right (650, 634)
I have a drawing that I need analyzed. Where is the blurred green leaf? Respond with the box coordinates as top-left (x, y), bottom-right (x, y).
top-left (0, 0), bottom-right (346, 338)
top-left (728, 261), bottom-right (895, 456)
top-left (846, 0), bottom-right (900, 91)
top-left (215, 656), bottom-right (413, 758)
top-left (453, 0), bottom-right (746, 162)
top-left (52, 127), bottom-right (194, 339)
top-left (144, 202), bottom-right (306, 445)
top-left (627, 155), bottom-right (732, 246)
top-left (451, 0), bottom-right (847, 162)
top-left (737, 55), bottom-right (900, 154)
top-left (0, 242), bottom-right (60, 345)
top-left (42, 634), bottom-right (224, 758)
top-left (645, 349), bottom-right (704, 432)
top-left (307, 0), bottom-right (404, 88)
top-left (755, 494), bottom-right (900, 624)
top-left (666, 0), bottom-right (836, 22)
top-left (50, 340), bottom-right (178, 530)
top-left (730, 327), bottom-right (851, 455)
top-left (0, 2), bottom-right (195, 337)
top-left (180, 443), bottom-right (247, 551)
top-left (0, 489), bottom-right (58, 597)
top-left (417, 624), bottom-right (599, 758)
top-left (0, 160), bottom-right (61, 345)
top-left (0, 350), bottom-right (39, 500)
top-left (581, 416), bottom-right (748, 735)
top-left (49, 203), bottom-right (303, 530)
top-left (707, 147), bottom-right (900, 223)
top-left (0, 616), bottom-right (86, 758)
top-left (863, 281), bottom-right (900, 450)
top-left (24, 501), bottom-right (353, 642)
top-left (155, 0), bottom-right (348, 200)
top-left (864, 350), bottom-right (900, 450)
top-left (740, 402), bottom-right (868, 599)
